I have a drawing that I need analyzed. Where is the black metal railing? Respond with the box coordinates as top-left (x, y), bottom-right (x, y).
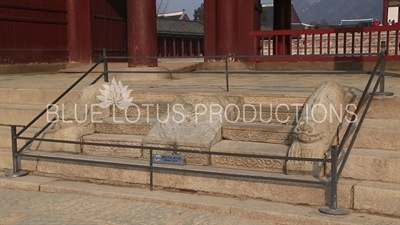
top-left (4, 42), bottom-right (392, 216)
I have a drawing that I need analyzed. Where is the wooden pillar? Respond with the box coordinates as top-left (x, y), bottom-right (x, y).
top-left (273, 0), bottom-right (291, 55)
top-left (67, 0), bottom-right (79, 62)
top-left (238, 0), bottom-right (262, 58)
top-left (67, 0), bottom-right (91, 63)
top-left (163, 36), bottom-right (167, 57)
top-left (127, 0), bottom-right (157, 67)
top-left (190, 37), bottom-right (193, 56)
top-left (197, 37), bottom-right (201, 55)
top-left (173, 36), bottom-right (176, 56)
top-left (181, 36), bottom-right (185, 56)
top-left (204, 0), bottom-right (217, 58)
top-left (383, 0), bottom-right (390, 24)
top-left (216, 0), bottom-right (239, 56)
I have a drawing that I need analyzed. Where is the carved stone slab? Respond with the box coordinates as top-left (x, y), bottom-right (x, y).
top-left (53, 83), bottom-right (110, 152)
top-left (286, 81), bottom-right (347, 177)
top-left (143, 94), bottom-right (243, 164)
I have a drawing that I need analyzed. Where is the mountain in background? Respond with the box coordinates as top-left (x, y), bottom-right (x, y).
top-left (291, 0), bottom-right (383, 25)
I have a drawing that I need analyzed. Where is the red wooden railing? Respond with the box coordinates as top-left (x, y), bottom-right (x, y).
top-left (250, 26), bottom-right (400, 62)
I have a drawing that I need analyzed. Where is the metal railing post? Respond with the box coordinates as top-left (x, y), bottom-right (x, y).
top-left (103, 48), bottom-right (109, 82)
top-left (149, 149), bottom-right (154, 191)
top-left (225, 55), bottom-right (230, 92)
top-left (373, 41), bottom-right (394, 96)
top-left (318, 146), bottom-right (348, 215)
top-left (5, 126), bottom-right (28, 178)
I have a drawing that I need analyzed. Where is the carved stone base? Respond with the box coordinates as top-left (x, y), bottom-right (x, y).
top-left (143, 94), bottom-right (243, 165)
top-left (52, 83), bottom-right (111, 153)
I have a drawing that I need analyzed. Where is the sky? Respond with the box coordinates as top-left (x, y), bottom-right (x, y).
top-left (164, 0), bottom-right (273, 20)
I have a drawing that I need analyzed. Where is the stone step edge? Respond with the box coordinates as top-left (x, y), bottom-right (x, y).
top-left (0, 175), bottom-right (399, 225)
top-left (224, 119), bottom-right (400, 131)
top-left (20, 149), bottom-right (326, 184)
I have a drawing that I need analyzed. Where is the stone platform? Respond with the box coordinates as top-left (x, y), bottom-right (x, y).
top-left (0, 66), bottom-right (399, 219)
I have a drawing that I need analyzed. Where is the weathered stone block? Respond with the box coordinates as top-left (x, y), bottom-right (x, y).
top-left (82, 133), bottom-right (143, 158)
top-left (36, 160), bottom-right (149, 185)
top-left (52, 83), bottom-right (110, 153)
top-left (326, 148), bottom-right (400, 184)
top-left (153, 171), bottom-right (355, 208)
top-left (0, 149), bottom-right (37, 171)
top-left (354, 181), bottom-right (400, 217)
top-left (143, 95), bottom-right (243, 165)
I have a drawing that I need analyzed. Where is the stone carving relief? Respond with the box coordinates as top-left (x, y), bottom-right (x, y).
top-left (53, 83), bottom-right (110, 152)
top-left (285, 81), bottom-right (347, 177)
top-left (143, 94), bottom-right (243, 164)
top-left (213, 156), bottom-right (284, 171)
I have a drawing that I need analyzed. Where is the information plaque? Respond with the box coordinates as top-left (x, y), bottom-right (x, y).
top-left (152, 154), bottom-right (185, 166)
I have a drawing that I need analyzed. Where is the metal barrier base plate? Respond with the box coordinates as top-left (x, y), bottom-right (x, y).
top-left (318, 206), bottom-right (349, 216)
top-left (369, 92), bottom-right (394, 96)
top-left (5, 171), bottom-right (28, 178)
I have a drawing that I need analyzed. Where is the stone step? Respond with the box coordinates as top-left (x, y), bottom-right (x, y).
top-left (94, 117), bottom-right (155, 135)
top-left (82, 133), bottom-right (144, 158)
top-left (249, 97), bottom-right (400, 121)
top-left (0, 88), bottom-right (80, 105)
top-left (0, 88), bottom-right (180, 105)
top-left (6, 149), bottom-right (400, 217)
top-left (338, 148), bottom-right (400, 184)
top-left (210, 141), bottom-right (288, 172)
top-left (237, 105), bottom-right (300, 125)
top-left (211, 140), bottom-right (400, 183)
top-left (222, 123), bottom-right (293, 145)
top-left (3, 178), bottom-right (397, 225)
top-left (112, 102), bottom-right (170, 118)
top-left (0, 103), bottom-right (55, 128)
top-left (222, 119), bottom-right (400, 150)
top-left (0, 126), bottom-right (56, 151)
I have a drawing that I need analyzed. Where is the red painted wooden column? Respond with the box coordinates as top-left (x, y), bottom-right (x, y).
top-left (238, 0), bottom-right (262, 58)
top-left (127, 0), bottom-right (157, 67)
top-left (273, 0), bottom-right (291, 55)
top-left (67, 0), bottom-right (79, 62)
top-left (164, 35), bottom-right (167, 57)
top-left (67, 0), bottom-right (91, 63)
top-left (197, 38), bottom-right (201, 55)
top-left (181, 37), bottom-right (185, 56)
top-left (190, 38), bottom-right (193, 56)
top-left (204, 0), bottom-right (217, 58)
top-left (173, 37), bottom-right (176, 56)
top-left (216, 0), bottom-right (239, 56)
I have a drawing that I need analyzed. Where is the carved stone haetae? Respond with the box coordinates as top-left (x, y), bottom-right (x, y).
top-left (53, 83), bottom-right (110, 152)
top-left (285, 81), bottom-right (347, 177)
top-left (143, 94), bottom-right (243, 165)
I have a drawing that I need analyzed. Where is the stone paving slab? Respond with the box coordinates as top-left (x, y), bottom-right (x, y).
top-left (0, 188), bottom-right (268, 225)
top-left (0, 174), bottom-right (399, 225)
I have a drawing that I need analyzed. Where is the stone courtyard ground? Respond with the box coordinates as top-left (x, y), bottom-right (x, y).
top-left (0, 188), bottom-right (270, 225)
top-left (1, 175), bottom-right (399, 225)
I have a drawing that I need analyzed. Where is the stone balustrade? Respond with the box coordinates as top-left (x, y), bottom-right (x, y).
top-left (261, 31), bottom-right (400, 56)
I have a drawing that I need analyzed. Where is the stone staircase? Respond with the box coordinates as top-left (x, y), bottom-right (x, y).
top-left (0, 88), bottom-right (399, 219)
